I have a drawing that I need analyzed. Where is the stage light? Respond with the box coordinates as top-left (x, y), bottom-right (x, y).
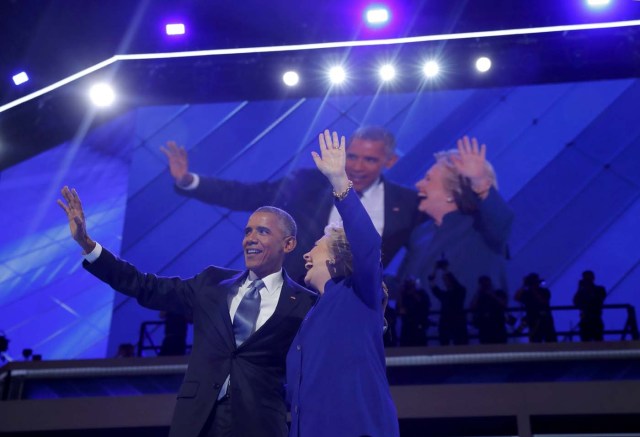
top-left (282, 71), bottom-right (300, 87)
top-left (475, 57), bottom-right (492, 73)
top-left (586, 0), bottom-right (611, 7)
top-left (12, 72), bottom-right (29, 85)
top-left (89, 83), bottom-right (115, 107)
top-left (166, 23), bottom-right (186, 35)
top-left (365, 6), bottom-right (390, 25)
top-left (379, 64), bottom-right (396, 81)
top-left (422, 61), bottom-right (440, 78)
top-left (328, 66), bottom-right (346, 84)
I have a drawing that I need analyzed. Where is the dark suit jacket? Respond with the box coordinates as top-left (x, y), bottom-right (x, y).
top-left (84, 248), bottom-right (317, 437)
top-left (176, 169), bottom-right (423, 282)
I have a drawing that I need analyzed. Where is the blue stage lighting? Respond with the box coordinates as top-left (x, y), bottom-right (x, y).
top-left (328, 66), bottom-right (346, 84)
top-left (12, 72), bottom-right (29, 85)
top-left (422, 61), bottom-right (440, 78)
top-left (379, 64), bottom-right (396, 81)
top-left (586, 0), bottom-right (611, 6)
top-left (282, 71), bottom-right (300, 87)
top-left (475, 57), bottom-right (492, 73)
top-left (89, 83), bottom-right (116, 107)
top-left (166, 23), bottom-right (186, 36)
top-left (365, 6), bottom-right (390, 26)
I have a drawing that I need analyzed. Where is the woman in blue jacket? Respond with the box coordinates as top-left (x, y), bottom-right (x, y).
top-left (286, 130), bottom-right (399, 437)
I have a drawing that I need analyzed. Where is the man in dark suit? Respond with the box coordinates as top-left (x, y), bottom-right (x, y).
top-left (162, 126), bottom-right (424, 282)
top-left (57, 186), bottom-right (316, 437)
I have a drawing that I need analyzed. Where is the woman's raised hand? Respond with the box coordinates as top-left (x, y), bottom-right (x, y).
top-left (452, 136), bottom-right (492, 196)
top-left (312, 129), bottom-right (350, 193)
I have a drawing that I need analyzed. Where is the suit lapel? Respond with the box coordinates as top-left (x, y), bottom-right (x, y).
top-left (203, 271), bottom-right (247, 346)
top-left (382, 179), bottom-right (399, 239)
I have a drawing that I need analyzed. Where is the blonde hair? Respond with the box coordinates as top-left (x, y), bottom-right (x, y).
top-left (324, 223), bottom-right (353, 276)
top-left (432, 149), bottom-right (498, 213)
top-left (434, 149), bottom-right (498, 194)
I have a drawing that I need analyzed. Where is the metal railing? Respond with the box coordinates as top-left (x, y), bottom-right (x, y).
top-left (418, 303), bottom-right (639, 344)
top-left (136, 303), bottom-right (639, 355)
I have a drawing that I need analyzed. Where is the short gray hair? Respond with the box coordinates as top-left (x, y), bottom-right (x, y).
top-left (254, 206), bottom-right (297, 237)
top-left (347, 126), bottom-right (396, 158)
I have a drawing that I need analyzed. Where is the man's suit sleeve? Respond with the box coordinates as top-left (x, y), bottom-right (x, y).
top-left (83, 247), bottom-right (199, 318)
top-left (174, 171), bottom-right (301, 211)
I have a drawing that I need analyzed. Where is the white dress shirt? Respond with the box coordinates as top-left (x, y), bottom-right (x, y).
top-left (327, 178), bottom-right (385, 236)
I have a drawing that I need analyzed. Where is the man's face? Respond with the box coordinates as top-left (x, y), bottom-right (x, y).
top-left (345, 138), bottom-right (398, 193)
top-left (243, 212), bottom-right (296, 278)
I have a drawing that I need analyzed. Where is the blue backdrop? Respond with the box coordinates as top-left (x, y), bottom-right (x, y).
top-left (1, 78), bottom-right (639, 359)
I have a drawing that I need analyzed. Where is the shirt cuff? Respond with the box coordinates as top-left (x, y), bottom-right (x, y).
top-left (178, 173), bottom-right (200, 190)
top-left (83, 242), bottom-right (103, 263)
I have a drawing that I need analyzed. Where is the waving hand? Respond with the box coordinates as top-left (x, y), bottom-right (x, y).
top-left (312, 129), bottom-right (350, 194)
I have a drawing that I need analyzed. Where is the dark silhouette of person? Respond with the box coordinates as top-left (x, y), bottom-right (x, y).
top-left (381, 276), bottom-right (399, 347)
top-left (159, 311), bottom-right (189, 356)
top-left (429, 268), bottom-right (468, 346)
top-left (115, 343), bottom-right (135, 358)
top-left (397, 277), bottom-right (431, 346)
top-left (573, 270), bottom-right (607, 341)
top-left (470, 275), bottom-right (508, 344)
top-left (515, 273), bottom-right (557, 343)
top-left (383, 303), bottom-right (399, 347)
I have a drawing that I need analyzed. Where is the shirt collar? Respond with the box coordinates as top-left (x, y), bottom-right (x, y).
top-left (246, 269), bottom-right (283, 296)
top-left (359, 177), bottom-right (383, 198)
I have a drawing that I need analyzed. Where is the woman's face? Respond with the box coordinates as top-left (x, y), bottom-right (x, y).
top-left (303, 236), bottom-right (333, 293)
top-left (415, 162), bottom-right (451, 216)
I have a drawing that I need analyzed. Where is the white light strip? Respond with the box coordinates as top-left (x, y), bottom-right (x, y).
top-left (1, 58), bottom-right (119, 113)
top-left (2, 19), bottom-right (640, 113)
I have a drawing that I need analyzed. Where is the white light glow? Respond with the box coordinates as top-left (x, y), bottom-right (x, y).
top-left (379, 64), bottom-right (396, 81)
top-left (282, 71), bottom-right (300, 87)
top-left (2, 19), bottom-right (640, 113)
top-left (586, 0), bottom-right (611, 6)
top-left (366, 8), bottom-right (389, 24)
top-left (475, 57), bottom-right (492, 73)
top-left (89, 83), bottom-right (115, 107)
top-left (328, 66), bottom-right (346, 84)
top-left (166, 23), bottom-right (186, 35)
top-left (12, 72), bottom-right (29, 85)
top-left (422, 61), bottom-right (440, 78)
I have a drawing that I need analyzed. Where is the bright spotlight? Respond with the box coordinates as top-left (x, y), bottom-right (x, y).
top-left (12, 72), bottom-right (29, 85)
top-left (165, 23), bottom-right (186, 35)
top-left (89, 83), bottom-right (115, 107)
top-left (422, 61), bottom-right (440, 78)
top-left (586, 0), bottom-right (611, 7)
top-left (475, 57), bottom-right (492, 73)
top-left (379, 64), bottom-right (396, 81)
top-left (282, 71), bottom-right (300, 87)
top-left (365, 7), bottom-right (390, 25)
top-left (328, 66), bottom-right (346, 84)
